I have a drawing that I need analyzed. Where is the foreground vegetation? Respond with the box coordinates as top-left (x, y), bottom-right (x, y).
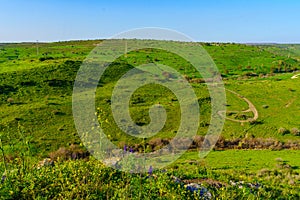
top-left (1, 148), bottom-right (299, 199)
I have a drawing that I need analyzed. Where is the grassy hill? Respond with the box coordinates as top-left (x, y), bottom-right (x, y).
top-left (0, 40), bottom-right (300, 199)
top-left (0, 40), bottom-right (299, 158)
top-left (203, 43), bottom-right (299, 77)
top-left (258, 44), bottom-right (300, 60)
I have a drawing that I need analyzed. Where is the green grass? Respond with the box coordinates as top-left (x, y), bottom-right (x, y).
top-left (223, 75), bottom-right (300, 139)
top-left (1, 40), bottom-right (300, 157)
top-left (0, 40), bottom-right (299, 199)
top-left (0, 40), bottom-right (99, 73)
top-left (203, 43), bottom-right (299, 76)
top-left (259, 44), bottom-right (300, 60)
top-left (176, 150), bottom-right (300, 173)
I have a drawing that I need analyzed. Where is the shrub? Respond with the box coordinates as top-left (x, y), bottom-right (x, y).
top-left (49, 144), bottom-right (89, 161)
top-left (249, 119), bottom-right (263, 125)
top-left (188, 78), bottom-right (205, 83)
top-left (171, 138), bottom-right (193, 150)
top-left (235, 113), bottom-right (247, 120)
top-left (148, 138), bottom-right (169, 150)
top-left (192, 135), bottom-right (204, 148)
top-left (290, 128), bottom-right (300, 136)
top-left (262, 105), bottom-right (269, 109)
top-left (7, 97), bottom-right (14, 104)
top-left (214, 136), bottom-right (227, 150)
top-left (39, 56), bottom-right (54, 61)
top-left (278, 127), bottom-right (289, 135)
top-left (257, 168), bottom-right (271, 177)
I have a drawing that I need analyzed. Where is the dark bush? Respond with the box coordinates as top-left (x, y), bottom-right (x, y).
top-left (49, 144), bottom-right (89, 161)
top-left (39, 56), bottom-right (54, 61)
top-left (20, 81), bottom-right (36, 86)
top-left (148, 138), bottom-right (169, 150)
top-left (192, 135), bottom-right (204, 148)
top-left (0, 85), bottom-right (17, 95)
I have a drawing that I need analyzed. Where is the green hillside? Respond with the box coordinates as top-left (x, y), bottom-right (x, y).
top-left (1, 40), bottom-right (300, 199)
top-left (0, 40), bottom-right (299, 157)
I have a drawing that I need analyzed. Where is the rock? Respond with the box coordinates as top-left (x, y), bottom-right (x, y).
top-left (262, 105), bottom-right (269, 109)
top-left (230, 180), bottom-right (262, 190)
top-left (229, 180), bottom-right (237, 186)
top-left (247, 183), bottom-right (261, 189)
top-left (185, 183), bottom-right (212, 199)
top-left (111, 149), bottom-right (123, 157)
top-left (37, 158), bottom-right (54, 169)
top-left (102, 156), bottom-right (121, 167)
top-left (185, 183), bottom-right (201, 192)
top-left (171, 175), bottom-right (182, 184)
top-left (172, 176), bottom-right (212, 199)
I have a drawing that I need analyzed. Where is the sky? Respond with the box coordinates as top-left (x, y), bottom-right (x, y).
top-left (1, 0), bottom-right (300, 43)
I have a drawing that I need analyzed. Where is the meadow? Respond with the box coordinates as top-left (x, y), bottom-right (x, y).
top-left (0, 40), bottom-right (299, 199)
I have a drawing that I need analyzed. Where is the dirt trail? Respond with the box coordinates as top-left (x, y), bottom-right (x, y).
top-left (224, 89), bottom-right (259, 123)
top-left (291, 74), bottom-right (300, 79)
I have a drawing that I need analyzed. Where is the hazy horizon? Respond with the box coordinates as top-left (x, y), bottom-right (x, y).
top-left (1, 38), bottom-right (300, 45)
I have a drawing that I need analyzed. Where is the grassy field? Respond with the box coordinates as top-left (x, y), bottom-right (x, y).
top-left (177, 150), bottom-right (300, 173)
top-left (1, 41), bottom-right (299, 155)
top-left (0, 40), bottom-right (299, 199)
top-left (258, 44), bottom-right (300, 61)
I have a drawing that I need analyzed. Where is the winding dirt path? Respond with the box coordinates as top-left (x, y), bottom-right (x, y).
top-left (223, 89), bottom-right (259, 123)
top-left (291, 74), bottom-right (300, 79)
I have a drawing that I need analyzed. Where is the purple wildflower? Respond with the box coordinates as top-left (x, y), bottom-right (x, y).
top-left (1, 175), bottom-right (6, 183)
top-left (123, 145), bottom-right (127, 152)
top-left (129, 147), bottom-right (133, 153)
top-left (71, 152), bottom-right (77, 160)
top-left (148, 165), bottom-right (153, 175)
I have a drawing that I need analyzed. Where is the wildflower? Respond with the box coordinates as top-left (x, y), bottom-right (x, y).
top-left (171, 175), bottom-right (181, 184)
top-left (148, 165), bottom-right (153, 175)
top-left (129, 147), bottom-right (133, 153)
top-left (185, 183), bottom-right (200, 192)
top-left (71, 152), bottom-right (77, 160)
top-left (1, 175), bottom-right (6, 183)
top-left (123, 145), bottom-right (127, 152)
top-left (229, 180), bottom-right (236, 186)
top-left (185, 183), bottom-right (212, 199)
